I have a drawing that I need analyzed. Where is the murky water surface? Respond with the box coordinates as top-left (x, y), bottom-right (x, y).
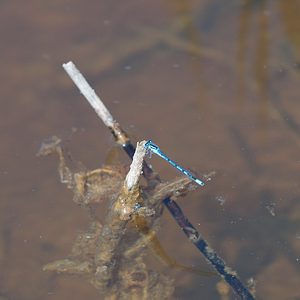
top-left (1, 1), bottom-right (300, 299)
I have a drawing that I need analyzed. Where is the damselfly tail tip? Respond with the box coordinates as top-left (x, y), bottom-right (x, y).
top-left (195, 179), bottom-right (205, 186)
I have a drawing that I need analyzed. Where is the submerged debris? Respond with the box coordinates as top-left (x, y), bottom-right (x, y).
top-left (38, 136), bottom-right (200, 299)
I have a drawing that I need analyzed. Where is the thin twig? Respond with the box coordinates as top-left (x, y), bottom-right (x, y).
top-left (62, 61), bottom-right (256, 300)
top-left (124, 141), bottom-right (146, 190)
top-left (113, 140), bottom-right (146, 221)
top-left (164, 197), bottom-right (255, 300)
top-left (63, 61), bottom-right (130, 146)
top-left (63, 61), bottom-right (114, 127)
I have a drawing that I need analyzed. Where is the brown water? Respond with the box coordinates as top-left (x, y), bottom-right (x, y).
top-left (1, 0), bottom-right (300, 299)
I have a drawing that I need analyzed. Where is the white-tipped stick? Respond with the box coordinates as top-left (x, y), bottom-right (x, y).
top-left (125, 141), bottom-right (147, 190)
top-left (62, 61), bottom-right (114, 128)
